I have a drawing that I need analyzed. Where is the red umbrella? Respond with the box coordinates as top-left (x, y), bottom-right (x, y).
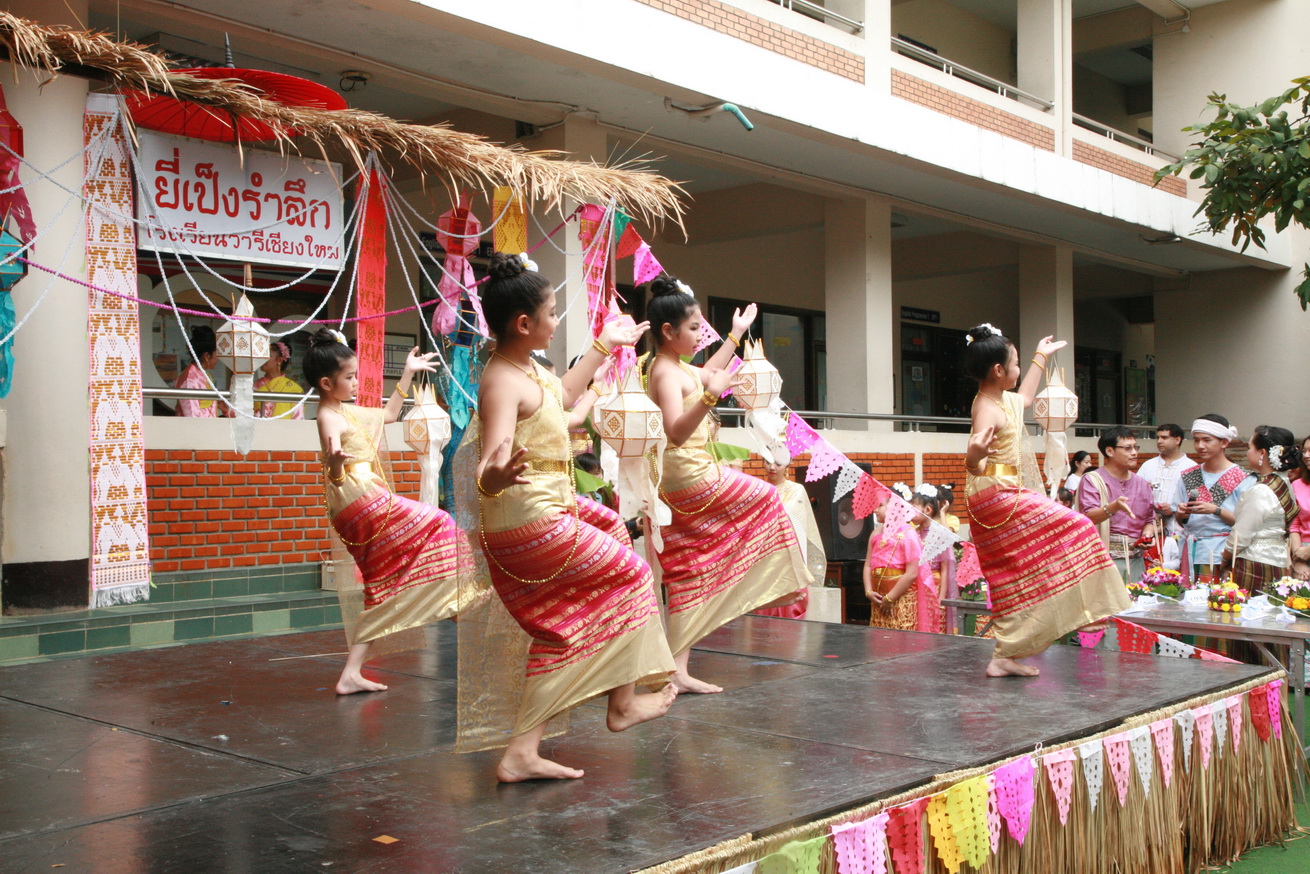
top-left (125, 68), bottom-right (347, 143)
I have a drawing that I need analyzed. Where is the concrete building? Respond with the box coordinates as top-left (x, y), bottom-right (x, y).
top-left (0, 0), bottom-right (1307, 632)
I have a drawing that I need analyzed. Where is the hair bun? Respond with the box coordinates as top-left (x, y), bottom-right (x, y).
top-left (488, 251), bottom-right (527, 281)
top-left (966, 323), bottom-right (1002, 345)
top-left (648, 274), bottom-right (685, 298)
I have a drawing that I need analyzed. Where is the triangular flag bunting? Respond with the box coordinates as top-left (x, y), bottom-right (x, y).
top-left (1174, 709), bottom-right (1196, 770)
top-left (833, 461), bottom-right (862, 501)
top-left (1103, 732), bottom-right (1133, 807)
top-left (616, 222), bottom-right (643, 259)
top-left (1150, 719), bottom-right (1175, 789)
top-left (633, 241), bottom-right (663, 285)
top-left (1128, 726), bottom-right (1154, 797)
top-left (1078, 740), bottom-right (1105, 812)
top-left (992, 756), bottom-right (1035, 845)
top-left (1043, 750), bottom-right (1076, 826)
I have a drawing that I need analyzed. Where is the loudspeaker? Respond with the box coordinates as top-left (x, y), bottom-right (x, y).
top-left (803, 461), bottom-right (875, 562)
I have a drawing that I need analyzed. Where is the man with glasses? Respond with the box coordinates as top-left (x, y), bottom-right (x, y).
top-left (1078, 426), bottom-right (1154, 582)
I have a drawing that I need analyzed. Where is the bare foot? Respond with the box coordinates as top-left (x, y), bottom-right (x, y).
top-left (671, 671), bottom-right (724, 694)
top-left (335, 673), bottom-right (389, 695)
top-left (986, 658), bottom-right (1040, 678)
top-left (607, 684), bottom-right (678, 732)
top-left (759, 590), bottom-right (805, 609)
top-left (496, 752), bottom-right (585, 783)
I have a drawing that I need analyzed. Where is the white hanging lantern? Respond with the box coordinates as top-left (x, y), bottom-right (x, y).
top-left (595, 368), bottom-right (671, 550)
top-left (1034, 366), bottom-right (1079, 498)
top-left (404, 383), bottom-right (452, 506)
top-left (734, 339), bottom-right (782, 411)
top-left (216, 294), bottom-right (270, 455)
top-left (596, 367), bottom-right (664, 458)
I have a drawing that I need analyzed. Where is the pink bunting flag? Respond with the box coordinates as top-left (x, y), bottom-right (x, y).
top-left (719, 356), bottom-right (743, 399)
top-left (957, 542), bottom-right (983, 590)
top-left (694, 318), bottom-right (722, 354)
top-left (1226, 695), bottom-right (1243, 752)
top-left (1149, 719), bottom-right (1175, 788)
top-left (1102, 732), bottom-right (1133, 807)
top-left (804, 439), bottom-right (844, 482)
top-left (1266, 680), bottom-right (1283, 739)
top-left (1194, 708), bottom-right (1214, 769)
top-left (616, 222), bottom-right (643, 259)
top-left (831, 812), bottom-right (888, 874)
top-left (577, 203), bottom-right (607, 267)
top-left (633, 241), bottom-right (663, 285)
top-left (1195, 648), bottom-right (1240, 663)
top-left (886, 799), bottom-right (928, 874)
top-left (1078, 629), bottom-right (1106, 650)
top-left (1249, 686), bottom-right (1272, 742)
top-left (785, 413), bottom-right (820, 456)
top-left (985, 776), bottom-right (1002, 853)
top-left (1043, 750), bottom-right (1076, 826)
top-left (853, 474), bottom-right (885, 520)
top-left (992, 757), bottom-right (1035, 845)
top-left (883, 494), bottom-right (916, 530)
top-left (1113, 617), bottom-right (1159, 654)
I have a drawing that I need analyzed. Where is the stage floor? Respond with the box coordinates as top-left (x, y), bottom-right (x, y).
top-left (0, 617), bottom-right (1279, 872)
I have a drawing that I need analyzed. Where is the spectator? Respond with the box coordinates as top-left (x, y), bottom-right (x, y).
top-left (1064, 450), bottom-right (1093, 493)
top-left (1078, 426), bottom-right (1154, 581)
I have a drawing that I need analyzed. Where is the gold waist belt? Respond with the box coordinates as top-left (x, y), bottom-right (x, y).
top-left (870, 565), bottom-right (908, 596)
top-left (345, 461), bottom-right (376, 477)
top-left (982, 463), bottom-right (1019, 478)
top-left (527, 459), bottom-right (570, 474)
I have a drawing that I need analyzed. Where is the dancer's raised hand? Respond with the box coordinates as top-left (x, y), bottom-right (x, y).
top-left (731, 303), bottom-right (758, 339)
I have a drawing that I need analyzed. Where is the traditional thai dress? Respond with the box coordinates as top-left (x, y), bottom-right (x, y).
top-left (651, 363), bottom-right (812, 654)
top-left (866, 521), bottom-right (923, 631)
top-left (754, 479), bottom-right (827, 620)
top-left (174, 362), bottom-right (217, 417)
top-left (478, 362), bottom-right (673, 736)
top-left (1171, 464), bottom-right (1252, 584)
top-left (256, 373), bottom-right (306, 419)
top-left (964, 391), bottom-right (1130, 659)
top-left (323, 404), bottom-right (468, 644)
top-left (1228, 473), bottom-right (1297, 592)
top-left (1291, 477), bottom-right (1310, 545)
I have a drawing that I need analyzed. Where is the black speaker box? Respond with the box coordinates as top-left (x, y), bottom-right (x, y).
top-left (803, 461), bottom-right (875, 562)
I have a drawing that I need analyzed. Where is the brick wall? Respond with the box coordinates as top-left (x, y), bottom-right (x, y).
top-left (892, 70), bottom-right (1055, 151)
top-left (633, 0), bottom-right (863, 82)
top-left (1072, 140), bottom-right (1187, 197)
top-left (146, 450), bottom-right (421, 574)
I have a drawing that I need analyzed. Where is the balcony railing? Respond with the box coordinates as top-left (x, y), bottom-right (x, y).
top-left (768, 0), bottom-right (863, 34)
top-left (892, 37), bottom-right (1054, 112)
top-left (716, 406), bottom-right (1157, 439)
top-left (1072, 113), bottom-right (1179, 162)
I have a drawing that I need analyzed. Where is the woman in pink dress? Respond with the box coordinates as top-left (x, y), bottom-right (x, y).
top-left (174, 325), bottom-right (219, 417)
top-left (1286, 436), bottom-right (1310, 580)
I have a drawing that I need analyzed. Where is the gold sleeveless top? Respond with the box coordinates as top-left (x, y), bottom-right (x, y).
top-left (965, 390), bottom-right (1024, 496)
top-left (654, 361), bottom-right (717, 493)
top-left (478, 361), bottom-right (575, 534)
top-left (323, 404), bottom-right (388, 517)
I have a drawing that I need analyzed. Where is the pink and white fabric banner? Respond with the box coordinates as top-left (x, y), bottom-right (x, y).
top-left (84, 94), bottom-right (150, 607)
top-left (1102, 732), bottom-right (1133, 807)
top-left (1150, 718), bottom-right (1175, 788)
top-left (992, 756), bottom-right (1034, 845)
top-left (1043, 750), bottom-right (1076, 826)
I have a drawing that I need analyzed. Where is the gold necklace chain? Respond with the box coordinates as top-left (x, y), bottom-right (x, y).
top-left (477, 360), bottom-right (583, 585)
top-left (322, 404), bottom-right (395, 547)
top-left (492, 350), bottom-right (536, 379)
top-left (964, 391), bottom-right (1024, 530)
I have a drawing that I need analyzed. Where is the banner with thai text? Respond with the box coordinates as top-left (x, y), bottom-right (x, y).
top-left (354, 169), bottom-right (387, 406)
top-left (136, 130), bottom-right (344, 270)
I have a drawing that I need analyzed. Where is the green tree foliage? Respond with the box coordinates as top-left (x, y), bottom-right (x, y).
top-left (1156, 78), bottom-right (1310, 308)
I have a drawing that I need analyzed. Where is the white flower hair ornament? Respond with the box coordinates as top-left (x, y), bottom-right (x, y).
top-left (892, 482), bottom-right (913, 501)
top-left (966, 323), bottom-right (1001, 345)
top-left (517, 252), bottom-right (539, 273)
top-left (1269, 445), bottom-right (1284, 470)
top-left (329, 328), bottom-right (348, 346)
top-left (915, 483), bottom-right (939, 499)
top-left (675, 279), bottom-right (694, 297)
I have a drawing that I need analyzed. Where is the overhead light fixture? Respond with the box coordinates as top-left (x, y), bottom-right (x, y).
top-left (664, 98), bottom-right (754, 132)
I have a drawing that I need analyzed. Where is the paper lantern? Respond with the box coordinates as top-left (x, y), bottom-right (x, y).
top-left (597, 367), bottom-right (664, 458)
top-left (215, 294), bottom-right (271, 375)
top-left (1033, 367), bottom-right (1078, 432)
top-left (405, 383), bottom-right (452, 506)
top-left (734, 339), bottom-right (782, 411)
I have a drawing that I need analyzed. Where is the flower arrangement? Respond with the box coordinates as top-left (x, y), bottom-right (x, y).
top-left (1270, 576), bottom-right (1310, 611)
top-left (1208, 581), bottom-right (1250, 614)
top-left (959, 576), bottom-right (988, 602)
top-left (1134, 566), bottom-right (1186, 599)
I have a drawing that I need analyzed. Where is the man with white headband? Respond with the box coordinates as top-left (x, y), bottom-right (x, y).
top-left (1171, 413), bottom-right (1253, 584)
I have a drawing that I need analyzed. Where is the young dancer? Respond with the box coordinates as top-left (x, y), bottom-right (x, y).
top-left (308, 328), bottom-right (469, 695)
top-left (753, 458), bottom-right (828, 619)
top-left (911, 488), bottom-right (946, 634)
top-left (643, 276), bottom-right (811, 693)
top-left (1223, 426), bottom-right (1301, 593)
top-left (962, 324), bottom-right (1129, 677)
top-left (863, 490), bottom-right (923, 631)
top-left (473, 253), bottom-right (676, 782)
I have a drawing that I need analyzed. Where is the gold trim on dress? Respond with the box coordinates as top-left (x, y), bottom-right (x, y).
top-left (983, 463), bottom-right (1019, 478)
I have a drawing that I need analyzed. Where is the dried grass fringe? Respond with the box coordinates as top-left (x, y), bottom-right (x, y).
top-left (0, 12), bottom-right (685, 226)
top-left (636, 672), bottom-right (1305, 874)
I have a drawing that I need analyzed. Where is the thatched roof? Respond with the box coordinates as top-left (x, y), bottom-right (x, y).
top-left (0, 12), bottom-right (684, 224)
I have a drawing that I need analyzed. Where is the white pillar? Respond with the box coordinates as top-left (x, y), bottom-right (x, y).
top-left (824, 197), bottom-right (893, 430)
top-left (1, 0), bottom-right (92, 606)
top-left (1018, 245), bottom-right (1075, 377)
top-left (1017, 0), bottom-right (1072, 154)
top-left (534, 114), bottom-right (606, 370)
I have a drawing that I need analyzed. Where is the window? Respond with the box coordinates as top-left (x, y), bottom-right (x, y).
top-left (707, 297), bottom-right (826, 412)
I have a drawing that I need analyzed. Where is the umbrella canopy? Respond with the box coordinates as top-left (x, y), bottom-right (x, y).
top-left (125, 68), bottom-right (347, 143)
